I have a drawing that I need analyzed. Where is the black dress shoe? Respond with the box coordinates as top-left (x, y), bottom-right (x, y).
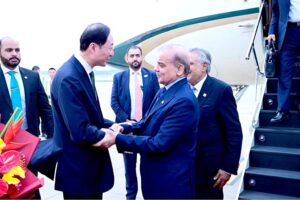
top-left (270, 112), bottom-right (289, 123)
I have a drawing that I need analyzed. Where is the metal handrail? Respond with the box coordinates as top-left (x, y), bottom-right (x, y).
top-left (245, 0), bottom-right (266, 60)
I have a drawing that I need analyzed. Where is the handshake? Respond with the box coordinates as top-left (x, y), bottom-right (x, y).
top-left (93, 122), bottom-right (132, 148)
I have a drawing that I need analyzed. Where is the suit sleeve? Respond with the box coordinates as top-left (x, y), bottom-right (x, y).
top-left (116, 98), bottom-right (197, 154)
top-left (57, 77), bottom-right (105, 144)
top-left (269, 0), bottom-right (279, 35)
top-left (37, 75), bottom-right (54, 137)
top-left (218, 85), bottom-right (243, 174)
top-left (111, 74), bottom-right (129, 122)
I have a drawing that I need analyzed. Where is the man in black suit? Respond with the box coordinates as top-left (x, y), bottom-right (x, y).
top-left (188, 48), bottom-right (243, 199)
top-left (51, 22), bottom-right (115, 199)
top-left (0, 37), bottom-right (53, 137)
top-left (111, 45), bottom-right (159, 200)
top-left (0, 37), bottom-right (53, 199)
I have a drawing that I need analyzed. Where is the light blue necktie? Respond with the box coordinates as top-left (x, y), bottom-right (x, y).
top-left (8, 71), bottom-right (23, 122)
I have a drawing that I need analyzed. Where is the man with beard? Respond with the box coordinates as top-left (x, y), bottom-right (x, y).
top-left (0, 37), bottom-right (53, 199)
top-left (111, 45), bottom-right (159, 200)
top-left (0, 37), bottom-right (53, 137)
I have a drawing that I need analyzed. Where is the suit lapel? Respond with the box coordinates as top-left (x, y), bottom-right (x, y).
top-left (197, 76), bottom-right (212, 106)
top-left (144, 90), bottom-right (174, 122)
top-left (0, 67), bottom-right (12, 109)
top-left (124, 70), bottom-right (131, 108)
top-left (144, 78), bottom-right (187, 122)
top-left (141, 68), bottom-right (149, 103)
top-left (19, 68), bottom-right (31, 112)
top-left (71, 56), bottom-right (102, 119)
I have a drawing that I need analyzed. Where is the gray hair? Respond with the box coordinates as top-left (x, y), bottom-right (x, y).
top-left (189, 48), bottom-right (212, 73)
top-left (160, 44), bottom-right (190, 75)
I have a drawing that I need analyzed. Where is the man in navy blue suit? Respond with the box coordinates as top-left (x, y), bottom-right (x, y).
top-left (97, 44), bottom-right (199, 199)
top-left (268, 0), bottom-right (300, 122)
top-left (111, 45), bottom-right (159, 200)
top-left (0, 37), bottom-right (53, 138)
top-left (51, 23), bottom-right (115, 199)
top-left (188, 48), bottom-right (242, 199)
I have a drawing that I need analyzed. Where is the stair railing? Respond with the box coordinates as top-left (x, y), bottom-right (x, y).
top-left (245, 0), bottom-right (266, 76)
top-left (245, 0), bottom-right (268, 128)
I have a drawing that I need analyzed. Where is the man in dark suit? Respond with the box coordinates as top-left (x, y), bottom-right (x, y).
top-left (111, 45), bottom-right (159, 200)
top-left (268, 0), bottom-right (300, 122)
top-left (0, 36), bottom-right (53, 199)
top-left (188, 48), bottom-right (243, 199)
top-left (0, 37), bottom-right (53, 137)
top-left (51, 23), bottom-right (115, 199)
top-left (97, 44), bottom-right (199, 199)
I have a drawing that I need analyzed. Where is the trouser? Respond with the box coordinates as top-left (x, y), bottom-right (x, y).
top-left (277, 24), bottom-right (300, 112)
top-left (123, 153), bottom-right (138, 200)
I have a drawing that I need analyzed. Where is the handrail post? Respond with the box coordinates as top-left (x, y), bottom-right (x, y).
top-left (245, 0), bottom-right (266, 60)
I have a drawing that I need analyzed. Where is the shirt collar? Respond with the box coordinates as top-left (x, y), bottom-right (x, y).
top-left (129, 67), bottom-right (142, 75)
top-left (1, 65), bottom-right (21, 75)
top-left (74, 53), bottom-right (93, 74)
top-left (194, 74), bottom-right (207, 97)
top-left (165, 77), bottom-right (185, 90)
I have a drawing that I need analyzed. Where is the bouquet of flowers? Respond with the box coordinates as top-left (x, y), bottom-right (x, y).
top-left (0, 108), bottom-right (44, 199)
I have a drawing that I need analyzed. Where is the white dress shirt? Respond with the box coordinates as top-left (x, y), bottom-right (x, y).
top-left (74, 53), bottom-right (93, 85)
top-left (193, 75), bottom-right (207, 98)
top-left (1, 65), bottom-right (28, 129)
top-left (289, 0), bottom-right (300, 22)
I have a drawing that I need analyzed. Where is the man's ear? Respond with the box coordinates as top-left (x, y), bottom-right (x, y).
top-left (176, 64), bottom-right (185, 76)
top-left (202, 63), bottom-right (208, 72)
top-left (203, 63), bottom-right (209, 73)
top-left (124, 54), bottom-right (129, 64)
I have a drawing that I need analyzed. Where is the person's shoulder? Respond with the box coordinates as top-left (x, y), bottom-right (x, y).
top-left (209, 76), bottom-right (230, 89)
top-left (115, 69), bottom-right (128, 77)
top-left (19, 67), bottom-right (39, 78)
top-left (20, 67), bottom-right (34, 73)
top-left (142, 67), bottom-right (155, 74)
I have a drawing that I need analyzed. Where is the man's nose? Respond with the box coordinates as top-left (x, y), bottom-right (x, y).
top-left (11, 50), bottom-right (18, 56)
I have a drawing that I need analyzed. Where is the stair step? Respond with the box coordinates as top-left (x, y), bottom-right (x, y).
top-left (255, 127), bottom-right (300, 148)
top-left (250, 146), bottom-right (300, 171)
top-left (259, 110), bottom-right (300, 128)
top-left (266, 77), bottom-right (300, 93)
top-left (239, 190), bottom-right (299, 200)
top-left (263, 93), bottom-right (299, 111)
top-left (244, 167), bottom-right (300, 197)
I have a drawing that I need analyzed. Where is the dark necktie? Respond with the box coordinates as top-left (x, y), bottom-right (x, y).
top-left (89, 71), bottom-right (95, 90)
top-left (156, 87), bottom-right (166, 103)
top-left (159, 87), bottom-right (166, 98)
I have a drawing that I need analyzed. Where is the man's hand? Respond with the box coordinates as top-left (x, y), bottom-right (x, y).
top-left (93, 128), bottom-right (118, 148)
top-left (213, 169), bottom-right (231, 189)
top-left (110, 123), bottom-right (124, 133)
top-left (267, 34), bottom-right (276, 42)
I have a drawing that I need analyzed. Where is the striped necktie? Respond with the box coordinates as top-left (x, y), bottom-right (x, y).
top-left (8, 71), bottom-right (23, 122)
